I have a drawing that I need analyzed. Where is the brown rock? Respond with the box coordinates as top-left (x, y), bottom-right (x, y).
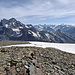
top-left (11, 66), bottom-right (17, 75)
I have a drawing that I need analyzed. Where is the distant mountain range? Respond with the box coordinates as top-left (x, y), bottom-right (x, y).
top-left (0, 18), bottom-right (75, 43)
top-left (34, 24), bottom-right (75, 37)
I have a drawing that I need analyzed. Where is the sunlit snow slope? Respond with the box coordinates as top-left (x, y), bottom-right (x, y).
top-left (30, 41), bottom-right (75, 54)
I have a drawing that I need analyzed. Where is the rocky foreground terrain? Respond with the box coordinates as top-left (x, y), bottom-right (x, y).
top-left (0, 46), bottom-right (75, 75)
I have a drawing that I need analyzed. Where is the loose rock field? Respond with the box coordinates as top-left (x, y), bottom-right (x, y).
top-left (0, 47), bottom-right (75, 75)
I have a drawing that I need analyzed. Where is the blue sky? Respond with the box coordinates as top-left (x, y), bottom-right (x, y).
top-left (0, 0), bottom-right (75, 25)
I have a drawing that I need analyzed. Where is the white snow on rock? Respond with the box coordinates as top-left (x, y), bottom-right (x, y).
top-left (5, 24), bottom-right (8, 28)
top-left (28, 30), bottom-right (38, 37)
top-left (0, 41), bottom-right (75, 54)
top-left (28, 31), bottom-right (32, 34)
top-left (19, 26), bottom-right (23, 29)
top-left (13, 22), bottom-right (15, 25)
top-left (45, 33), bottom-right (50, 39)
top-left (12, 28), bottom-right (20, 32)
top-left (25, 25), bottom-right (29, 28)
top-left (37, 32), bottom-right (41, 37)
top-left (32, 32), bottom-right (38, 37)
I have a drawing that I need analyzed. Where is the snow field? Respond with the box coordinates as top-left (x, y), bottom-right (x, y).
top-left (0, 41), bottom-right (75, 54)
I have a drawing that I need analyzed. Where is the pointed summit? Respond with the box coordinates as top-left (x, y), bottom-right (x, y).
top-left (9, 18), bottom-right (17, 22)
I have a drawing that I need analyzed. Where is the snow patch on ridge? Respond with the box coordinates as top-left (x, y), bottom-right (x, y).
top-left (5, 24), bottom-right (8, 28)
top-left (28, 30), bottom-right (38, 37)
top-left (12, 28), bottom-right (20, 32)
top-left (45, 33), bottom-right (50, 39)
top-left (32, 32), bottom-right (38, 37)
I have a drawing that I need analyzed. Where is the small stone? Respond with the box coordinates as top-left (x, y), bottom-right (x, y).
top-left (16, 68), bottom-right (20, 72)
top-left (54, 72), bottom-right (59, 75)
top-left (7, 63), bottom-right (11, 66)
top-left (48, 73), bottom-right (50, 75)
top-left (5, 66), bottom-right (10, 71)
top-left (11, 66), bottom-right (17, 75)
top-left (54, 65), bottom-right (60, 70)
top-left (24, 65), bottom-right (29, 69)
top-left (22, 59), bottom-right (25, 64)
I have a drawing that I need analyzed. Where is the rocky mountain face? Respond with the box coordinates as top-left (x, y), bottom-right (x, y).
top-left (65, 27), bottom-right (75, 38)
top-left (0, 18), bottom-right (75, 43)
top-left (55, 29), bottom-right (75, 43)
top-left (34, 24), bottom-right (75, 37)
top-left (0, 18), bottom-right (38, 41)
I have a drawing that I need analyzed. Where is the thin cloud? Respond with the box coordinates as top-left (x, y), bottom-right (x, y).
top-left (0, 0), bottom-right (75, 24)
